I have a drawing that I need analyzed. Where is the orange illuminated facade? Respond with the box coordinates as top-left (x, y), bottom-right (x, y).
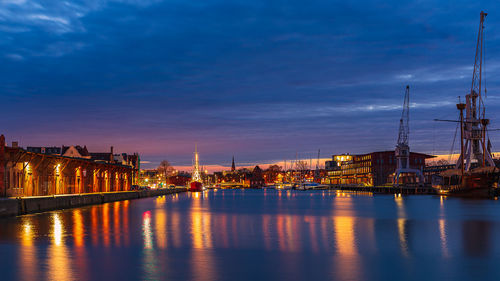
top-left (0, 135), bottom-right (136, 197)
top-left (324, 151), bottom-right (433, 186)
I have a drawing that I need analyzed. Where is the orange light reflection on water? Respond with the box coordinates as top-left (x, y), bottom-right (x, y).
top-left (48, 213), bottom-right (74, 281)
top-left (102, 204), bottom-right (110, 247)
top-left (113, 201), bottom-right (121, 247)
top-left (73, 210), bottom-right (84, 247)
top-left (143, 211), bottom-right (153, 249)
top-left (20, 218), bottom-right (38, 281)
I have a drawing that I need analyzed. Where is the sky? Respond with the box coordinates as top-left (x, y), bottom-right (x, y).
top-left (2, 0), bottom-right (500, 170)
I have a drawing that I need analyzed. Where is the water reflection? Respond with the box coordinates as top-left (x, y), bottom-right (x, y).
top-left (0, 191), bottom-right (500, 281)
top-left (48, 213), bottom-right (74, 281)
top-left (142, 211), bottom-right (153, 249)
top-left (439, 219), bottom-right (449, 257)
top-left (463, 220), bottom-right (491, 257)
top-left (20, 218), bottom-right (37, 281)
top-left (142, 210), bottom-right (159, 280)
top-left (190, 191), bottom-right (213, 249)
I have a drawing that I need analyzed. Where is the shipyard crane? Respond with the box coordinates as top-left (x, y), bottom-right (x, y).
top-left (393, 85), bottom-right (424, 186)
top-left (456, 11), bottom-right (495, 171)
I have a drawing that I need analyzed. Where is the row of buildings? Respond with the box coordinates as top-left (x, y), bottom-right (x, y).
top-left (0, 135), bottom-right (140, 197)
top-left (194, 152), bottom-right (441, 188)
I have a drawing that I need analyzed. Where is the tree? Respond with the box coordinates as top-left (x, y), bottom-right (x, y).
top-left (264, 165), bottom-right (282, 183)
top-left (436, 159), bottom-right (449, 166)
top-left (157, 160), bottom-right (175, 181)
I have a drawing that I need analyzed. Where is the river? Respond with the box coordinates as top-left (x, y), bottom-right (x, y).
top-left (1, 189), bottom-right (500, 281)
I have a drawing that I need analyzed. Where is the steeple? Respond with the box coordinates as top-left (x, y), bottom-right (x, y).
top-left (231, 156), bottom-right (236, 172)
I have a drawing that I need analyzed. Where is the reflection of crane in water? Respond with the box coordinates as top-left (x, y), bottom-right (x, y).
top-left (393, 85), bottom-right (424, 186)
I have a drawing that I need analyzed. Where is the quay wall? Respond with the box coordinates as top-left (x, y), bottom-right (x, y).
top-left (0, 188), bottom-right (187, 218)
top-left (330, 184), bottom-right (437, 195)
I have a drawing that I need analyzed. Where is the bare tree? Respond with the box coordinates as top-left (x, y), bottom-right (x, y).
top-left (295, 160), bottom-right (309, 181)
top-left (157, 160), bottom-right (175, 181)
top-left (436, 159), bottom-right (449, 166)
top-left (264, 165), bottom-right (282, 183)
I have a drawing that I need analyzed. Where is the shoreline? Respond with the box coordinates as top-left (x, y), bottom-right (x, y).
top-left (0, 188), bottom-right (187, 218)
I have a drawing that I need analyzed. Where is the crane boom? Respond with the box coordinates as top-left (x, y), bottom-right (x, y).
top-left (394, 85), bottom-right (424, 186)
top-left (397, 85), bottom-right (410, 146)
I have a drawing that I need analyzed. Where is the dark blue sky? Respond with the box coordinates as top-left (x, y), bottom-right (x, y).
top-left (1, 0), bottom-right (500, 169)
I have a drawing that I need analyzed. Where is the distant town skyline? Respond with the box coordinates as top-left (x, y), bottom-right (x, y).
top-left (2, 1), bottom-right (500, 168)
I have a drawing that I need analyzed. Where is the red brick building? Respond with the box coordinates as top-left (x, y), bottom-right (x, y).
top-left (0, 135), bottom-right (137, 197)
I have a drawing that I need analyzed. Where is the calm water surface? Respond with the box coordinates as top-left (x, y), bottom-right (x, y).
top-left (1, 190), bottom-right (500, 281)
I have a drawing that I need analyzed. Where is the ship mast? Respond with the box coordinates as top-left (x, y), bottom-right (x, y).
top-left (192, 144), bottom-right (202, 182)
top-left (457, 11), bottom-right (494, 171)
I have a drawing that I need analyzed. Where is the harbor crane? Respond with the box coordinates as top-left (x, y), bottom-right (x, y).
top-left (393, 85), bottom-right (424, 186)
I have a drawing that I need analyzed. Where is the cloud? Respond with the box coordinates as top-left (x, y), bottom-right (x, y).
top-left (5, 53), bottom-right (23, 60)
top-left (1, 0), bottom-right (500, 167)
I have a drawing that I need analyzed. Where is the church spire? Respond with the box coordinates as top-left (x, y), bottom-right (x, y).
top-left (231, 156), bottom-right (236, 172)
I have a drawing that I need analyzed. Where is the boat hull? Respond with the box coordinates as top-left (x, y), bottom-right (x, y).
top-left (433, 170), bottom-right (500, 198)
top-left (190, 181), bottom-right (203, 192)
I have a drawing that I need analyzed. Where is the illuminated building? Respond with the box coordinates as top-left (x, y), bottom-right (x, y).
top-left (0, 135), bottom-right (137, 197)
top-left (324, 151), bottom-right (432, 186)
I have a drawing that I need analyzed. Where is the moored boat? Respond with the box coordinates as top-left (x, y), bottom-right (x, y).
top-left (433, 167), bottom-right (499, 197)
top-left (190, 181), bottom-right (203, 192)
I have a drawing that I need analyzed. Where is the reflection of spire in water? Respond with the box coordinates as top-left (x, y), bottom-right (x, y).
top-left (189, 193), bottom-right (216, 281)
top-left (191, 194), bottom-right (212, 249)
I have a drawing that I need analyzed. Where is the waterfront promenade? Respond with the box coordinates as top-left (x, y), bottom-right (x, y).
top-left (0, 188), bottom-right (186, 217)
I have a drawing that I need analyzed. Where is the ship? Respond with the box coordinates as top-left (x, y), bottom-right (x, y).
top-left (432, 11), bottom-right (500, 198)
top-left (189, 145), bottom-right (204, 192)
